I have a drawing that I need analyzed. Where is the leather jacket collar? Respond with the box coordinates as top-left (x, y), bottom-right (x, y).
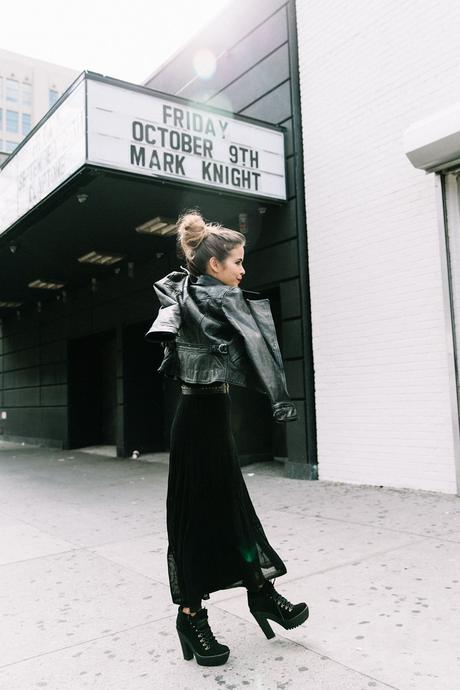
top-left (195, 273), bottom-right (226, 287)
top-left (195, 271), bottom-right (260, 298)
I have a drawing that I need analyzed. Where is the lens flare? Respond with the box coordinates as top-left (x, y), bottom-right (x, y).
top-left (193, 49), bottom-right (217, 79)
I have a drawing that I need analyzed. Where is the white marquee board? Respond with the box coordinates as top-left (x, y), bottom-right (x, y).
top-left (86, 80), bottom-right (286, 201)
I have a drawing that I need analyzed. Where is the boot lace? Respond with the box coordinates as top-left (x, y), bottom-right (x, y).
top-left (191, 615), bottom-right (217, 651)
top-left (269, 579), bottom-right (294, 613)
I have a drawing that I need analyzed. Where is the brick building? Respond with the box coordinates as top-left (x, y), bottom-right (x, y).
top-left (296, 0), bottom-right (460, 493)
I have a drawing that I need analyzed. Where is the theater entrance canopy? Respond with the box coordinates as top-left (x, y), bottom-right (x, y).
top-left (0, 71), bottom-right (286, 316)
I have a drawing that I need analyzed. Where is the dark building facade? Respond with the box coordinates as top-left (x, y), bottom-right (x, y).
top-left (0, 0), bottom-right (316, 479)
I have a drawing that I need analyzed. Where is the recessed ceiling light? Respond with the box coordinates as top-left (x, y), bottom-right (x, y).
top-left (28, 279), bottom-right (65, 290)
top-left (135, 216), bottom-right (177, 236)
top-left (0, 300), bottom-right (23, 308)
top-left (78, 251), bottom-right (124, 266)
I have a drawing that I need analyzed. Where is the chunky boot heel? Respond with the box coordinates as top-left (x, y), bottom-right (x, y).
top-left (251, 610), bottom-right (275, 639)
top-left (177, 630), bottom-right (194, 660)
top-left (176, 606), bottom-right (230, 666)
top-left (247, 579), bottom-right (309, 639)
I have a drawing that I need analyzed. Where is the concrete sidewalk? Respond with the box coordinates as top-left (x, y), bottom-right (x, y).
top-left (0, 443), bottom-right (459, 690)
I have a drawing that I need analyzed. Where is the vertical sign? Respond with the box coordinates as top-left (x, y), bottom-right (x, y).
top-left (0, 81), bottom-right (86, 236)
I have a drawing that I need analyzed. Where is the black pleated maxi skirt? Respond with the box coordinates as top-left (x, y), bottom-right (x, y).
top-left (166, 386), bottom-right (287, 608)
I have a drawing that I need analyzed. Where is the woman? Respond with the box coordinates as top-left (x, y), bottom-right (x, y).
top-left (145, 210), bottom-right (309, 667)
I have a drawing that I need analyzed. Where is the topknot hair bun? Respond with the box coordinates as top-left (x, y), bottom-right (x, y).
top-left (176, 211), bottom-right (208, 258)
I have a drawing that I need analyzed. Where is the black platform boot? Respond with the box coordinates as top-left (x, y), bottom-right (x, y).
top-left (176, 606), bottom-right (230, 666)
top-left (247, 579), bottom-right (309, 639)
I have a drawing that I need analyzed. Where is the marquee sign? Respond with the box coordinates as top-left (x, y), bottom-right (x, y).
top-left (0, 73), bottom-right (286, 237)
top-left (86, 80), bottom-right (286, 201)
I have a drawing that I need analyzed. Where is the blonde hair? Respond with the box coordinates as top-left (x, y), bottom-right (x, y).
top-left (176, 210), bottom-right (245, 276)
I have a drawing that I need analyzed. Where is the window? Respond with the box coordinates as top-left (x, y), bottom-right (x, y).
top-left (0, 139), bottom-right (3, 151)
top-left (22, 82), bottom-right (32, 106)
top-left (0, 108), bottom-right (3, 129)
top-left (22, 113), bottom-right (31, 135)
top-left (6, 110), bottom-right (19, 133)
top-left (49, 89), bottom-right (59, 107)
top-left (6, 78), bottom-right (19, 102)
top-left (5, 141), bottom-right (17, 153)
top-left (0, 77), bottom-right (3, 100)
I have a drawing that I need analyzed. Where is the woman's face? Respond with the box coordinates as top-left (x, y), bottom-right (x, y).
top-left (208, 245), bottom-right (245, 287)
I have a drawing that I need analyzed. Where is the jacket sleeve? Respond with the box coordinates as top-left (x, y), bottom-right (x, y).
top-left (222, 288), bottom-right (297, 423)
top-left (144, 303), bottom-right (181, 343)
top-left (144, 274), bottom-right (185, 344)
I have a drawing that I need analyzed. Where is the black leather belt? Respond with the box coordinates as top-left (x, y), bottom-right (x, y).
top-left (181, 383), bottom-right (229, 395)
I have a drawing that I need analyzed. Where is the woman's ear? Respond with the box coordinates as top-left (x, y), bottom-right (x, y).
top-left (208, 256), bottom-right (220, 274)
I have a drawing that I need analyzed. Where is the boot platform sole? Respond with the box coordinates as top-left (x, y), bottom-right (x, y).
top-left (251, 605), bottom-right (309, 639)
top-left (177, 630), bottom-right (230, 666)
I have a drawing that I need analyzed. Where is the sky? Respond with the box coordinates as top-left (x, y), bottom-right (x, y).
top-left (1, 0), bottom-right (233, 84)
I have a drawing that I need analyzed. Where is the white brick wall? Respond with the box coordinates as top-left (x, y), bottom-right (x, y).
top-left (296, 0), bottom-right (460, 493)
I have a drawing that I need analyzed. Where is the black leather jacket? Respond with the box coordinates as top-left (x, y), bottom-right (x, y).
top-left (145, 267), bottom-right (297, 423)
